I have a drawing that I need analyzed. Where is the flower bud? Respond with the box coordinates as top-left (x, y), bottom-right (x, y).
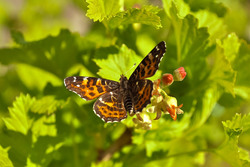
top-left (173, 67), bottom-right (186, 81)
top-left (162, 73), bottom-right (174, 86)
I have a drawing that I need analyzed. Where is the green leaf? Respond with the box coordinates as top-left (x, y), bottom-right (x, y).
top-left (222, 33), bottom-right (241, 63)
top-left (86, 0), bottom-right (122, 22)
top-left (108, 6), bottom-right (162, 29)
top-left (222, 113), bottom-right (250, 135)
top-left (31, 96), bottom-right (64, 115)
top-left (232, 40), bottom-right (250, 92)
top-left (11, 30), bottom-right (26, 45)
top-left (16, 63), bottom-right (62, 91)
top-left (194, 10), bottom-right (227, 43)
top-left (215, 113), bottom-right (250, 166)
top-left (163, 0), bottom-right (210, 64)
top-left (29, 136), bottom-right (63, 166)
top-left (0, 131), bottom-right (32, 167)
top-left (2, 94), bottom-right (35, 135)
top-left (213, 35), bottom-right (249, 107)
top-left (3, 94), bottom-right (61, 137)
top-left (0, 146), bottom-right (14, 167)
top-left (188, 86), bottom-right (222, 131)
top-left (30, 96), bottom-right (64, 137)
top-left (145, 140), bottom-right (168, 157)
top-left (163, 0), bottom-right (190, 19)
top-left (0, 29), bottom-right (95, 79)
top-left (238, 147), bottom-right (250, 165)
top-left (185, 0), bottom-right (227, 17)
top-left (207, 40), bottom-right (237, 96)
top-left (93, 44), bottom-right (141, 81)
top-left (216, 137), bottom-right (242, 167)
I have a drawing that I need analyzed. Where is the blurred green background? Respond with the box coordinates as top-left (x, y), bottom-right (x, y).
top-left (0, 0), bottom-right (249, 167)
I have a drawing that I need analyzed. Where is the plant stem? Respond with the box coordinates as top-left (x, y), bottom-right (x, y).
top-left (97, 127), bottom-right (132, 162)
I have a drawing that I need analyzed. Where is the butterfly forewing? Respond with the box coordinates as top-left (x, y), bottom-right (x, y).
top-left (94, 89), bottom-right (127, 122)
top-left (129, 41), bottom-right (166, 81)
top-left (131, 79), bottom-right (153, 112)
top-left (64, 76), bottom-right (119, 100)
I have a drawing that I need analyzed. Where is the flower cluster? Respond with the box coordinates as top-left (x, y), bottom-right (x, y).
top-left (132, 67), bottom-right (186, 129)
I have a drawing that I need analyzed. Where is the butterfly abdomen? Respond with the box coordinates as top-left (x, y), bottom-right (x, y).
top-left (123, 92), bottom-right (133, 114)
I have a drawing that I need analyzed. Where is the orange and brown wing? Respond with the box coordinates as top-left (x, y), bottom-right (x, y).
top-left (129, 41), bottom-right (166, 81)
top-left (64, 76), bottom-right (119, 100)
top-left (93, 89), bottom-right (127, 122)
top-left (131, 79), bottom-right (153, 112)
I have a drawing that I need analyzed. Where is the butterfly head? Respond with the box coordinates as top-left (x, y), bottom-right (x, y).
top-left (119, 74), bottom-right (129, 89)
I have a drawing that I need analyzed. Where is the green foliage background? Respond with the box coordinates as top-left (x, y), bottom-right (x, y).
top-left (0, 0), bottom-right (250, 166)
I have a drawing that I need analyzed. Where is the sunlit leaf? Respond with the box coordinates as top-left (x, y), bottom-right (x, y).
top-left (207, 40), bottom-right (237, 96)
top-left (86, 0), bottom-right (122, 22)
top-left (108, 6), bottom-right (162, 29)
top-left (93, 44), bottom-right (141, 81)
top-left (216, 113), bottom-right (250, 166)
top-left (194, 10), bottom-right (227, 43)
top-left (222, 33), bottom-right (241, 63)
top-left (3, 94), bottom-right (61, 137)
top-left (163, 0), bottom-right (190, 19)
top-left (3, 94), bottom-right (35, 135)
top-left (16, 63), bottom-right (62, 91)
top-left (0, 146), bottom-right (13, 167)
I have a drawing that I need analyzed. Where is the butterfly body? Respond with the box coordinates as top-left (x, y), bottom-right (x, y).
top-left (64, 41), bottom-right (166, 122)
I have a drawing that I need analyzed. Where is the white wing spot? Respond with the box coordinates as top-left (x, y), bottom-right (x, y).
top-left (73, 77), bottom-right (77, 82)
top-left (155, 45), bottom-right (159, 51)
top-left (160, 56), bottom-right (163, 61)
top-left (64, 78), bottom-right (67, 86)
top-left (99, 97), bottom-right (104, 103)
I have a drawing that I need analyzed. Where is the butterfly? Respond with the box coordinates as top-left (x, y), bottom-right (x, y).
top-left (64, 41), bottom-right (166, 122)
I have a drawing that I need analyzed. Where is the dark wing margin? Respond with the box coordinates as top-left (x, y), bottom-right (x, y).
top-left (131, 79), bottom-right (153, 112)
top-left (64, 76), bottom-right (119, 100)
top-left (93, 89), bottom-right (127, 122)
top-left (129, 41), bottom-right (166, 81)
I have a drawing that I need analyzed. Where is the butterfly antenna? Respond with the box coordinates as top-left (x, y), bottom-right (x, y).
top-left (124, 63), bottom-right (137, 76)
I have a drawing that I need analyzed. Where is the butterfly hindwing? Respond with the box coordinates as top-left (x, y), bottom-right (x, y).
top-left (64, 76), bottom-right (119, 100)
top-left (93, 89), bottom-right (127, 122)
top-left (129, 41), bottom-right (166, 81)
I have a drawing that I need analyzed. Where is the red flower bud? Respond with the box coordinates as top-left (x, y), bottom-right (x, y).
top-left (173, 67), bottom-right (186, 81)
top-left (162, 73), bottom-right (174, 86)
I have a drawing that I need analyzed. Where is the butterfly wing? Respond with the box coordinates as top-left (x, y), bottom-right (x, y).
top-left (93, 89), bottom-right (127, 122)
top-left (64, 76), bottom-right (119, 100)
top-left (129, 41), bottom-right (166, 113)
top-left (129, 41), bottom-right (166, 81)
top-left (130, 79), bottom-right (153, 112)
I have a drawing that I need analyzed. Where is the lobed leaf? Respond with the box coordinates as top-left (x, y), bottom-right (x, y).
top-left (2, 94), bottom-right (35, 135)
top-left (215, 113), bottom-right (250, 166)
top-left (86, 0), bottom-right (122, 22)
top-left (108, 6), bottom-right (162, 29)
top-left (93, 44), bottom-right (141, 81)
top-left (0, 146), bottom-right (13, 167)
top-left (2, 94), bottom-right (61, 137)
